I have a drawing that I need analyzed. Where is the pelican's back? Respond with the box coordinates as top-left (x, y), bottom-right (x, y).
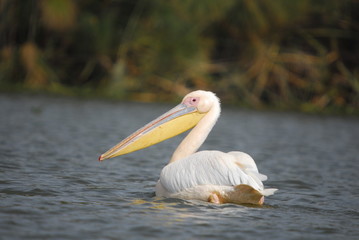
top-left (158, 150), bottom-right (266, 194)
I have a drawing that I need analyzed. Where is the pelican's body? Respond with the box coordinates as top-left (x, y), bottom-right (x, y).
top-left (99, 90), bottom-right (277, 205)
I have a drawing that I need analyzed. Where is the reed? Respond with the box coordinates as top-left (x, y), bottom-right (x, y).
top-left (0, 0), bottom-right (358, 113)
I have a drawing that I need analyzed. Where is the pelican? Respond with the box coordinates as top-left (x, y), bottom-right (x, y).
top-left (99, 90), bottom-right (277, 205)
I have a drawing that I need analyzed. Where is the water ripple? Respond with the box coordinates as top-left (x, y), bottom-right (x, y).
top-left (1, 94), bottom-right (358, 240)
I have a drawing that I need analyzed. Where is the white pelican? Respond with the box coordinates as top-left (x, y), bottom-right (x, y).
top-left (99, 90), bottom-right (277, 205)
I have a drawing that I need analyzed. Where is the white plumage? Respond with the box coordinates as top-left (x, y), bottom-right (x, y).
top-left (156, 151), bottom-right (276, 203)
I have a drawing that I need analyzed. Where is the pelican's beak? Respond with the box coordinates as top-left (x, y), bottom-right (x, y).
top-left (99, 103), bottom-right (205, 161)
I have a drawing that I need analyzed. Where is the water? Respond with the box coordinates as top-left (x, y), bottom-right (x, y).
top-left (0, 94), bottom-right (358, 240)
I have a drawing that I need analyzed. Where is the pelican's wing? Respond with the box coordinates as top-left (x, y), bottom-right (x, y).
top-left (227, 151), bottom-right (268, 186)
top-left (159, 150), bottom-right (265, 194)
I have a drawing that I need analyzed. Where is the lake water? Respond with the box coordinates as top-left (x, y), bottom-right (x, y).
top-left (0, 94), bottom-right (358, 239)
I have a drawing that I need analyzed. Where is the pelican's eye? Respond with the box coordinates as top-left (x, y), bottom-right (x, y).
top-left (189, 97), bottom-right (199, 106)
top-left (183, 96), bottom-right (200, 107)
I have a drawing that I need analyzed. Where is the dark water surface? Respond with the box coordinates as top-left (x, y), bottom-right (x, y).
top-left (0, 94), bottom-right (358, 239)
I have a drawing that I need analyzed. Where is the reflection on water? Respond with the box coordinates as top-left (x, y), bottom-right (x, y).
top-left (0, 94), bottom-right (358, 239)
top-left (128, 197), bottom-right (255, 228)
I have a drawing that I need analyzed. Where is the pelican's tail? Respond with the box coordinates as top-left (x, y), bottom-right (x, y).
top-left (221, 184), bottom-right (278, 205)
top-left (227, 184), bottom-right (264, 205)
top-left (260, 188), bottom-right (278, 196)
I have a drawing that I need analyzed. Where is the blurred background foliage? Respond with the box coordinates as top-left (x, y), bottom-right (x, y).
top-left (0, 0), bottom-right (358, 113)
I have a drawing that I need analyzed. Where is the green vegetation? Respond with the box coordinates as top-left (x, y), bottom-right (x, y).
top-left (1, 0), bottom-right (358, 113)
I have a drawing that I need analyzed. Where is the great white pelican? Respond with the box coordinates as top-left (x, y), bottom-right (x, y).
top-left (99, 90), bottom-right (277, 205)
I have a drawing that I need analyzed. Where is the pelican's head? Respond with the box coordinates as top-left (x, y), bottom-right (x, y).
top-left (99, 90), bottom-right (219, 161)
top-left (182, 90), bottom-right (219, 113)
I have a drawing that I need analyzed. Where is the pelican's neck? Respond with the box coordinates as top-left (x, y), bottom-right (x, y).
top-left (169, 101), bottom-right (221, 163)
